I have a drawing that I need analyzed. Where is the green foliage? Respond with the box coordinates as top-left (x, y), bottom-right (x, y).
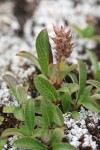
top-left (16, 51), bottom-right (41, 70)
top-left (48, 62), bottom-right (78, 85)
top-left (14, 107), bottom-right (25, 121)
top-left (53, 143), bottom-right (77, 150)
top-left (41, 99), bottom-right (53, 127)
top-left (50, 128), bottom-right (64, 146)
top-left (87, 50), bottom-right (100, 81)
top-left (62, 91), bottom-right (71, 112)
top-left (69, 111), bottom-right (80, 120)
top-left (34, 75), bottom-right (58, 102)
top-left (58, 59), bottom-right (100, 113)
top-left (87, 80), bottom-right (100, 91)
top-left (36, 29), bottom-right (53, 75)
top-left (41, 128), bottom-right (51, 143)
top-left (59, 83), bottom-right (79, 94)
top-left (72, 24), bottom-right (95, 38)
top-left (77, 59), bottom-right (87, 99)
top-left (14, 138), bottom-right (47, 150)
top-left (72, 24), bottom-right (100, 42)
top-left (87, 50), bottom-right (98, 73)
top-left (91, 35), bottom-right (100, 42)
top-left (82, 26), bottom-right (95, 38)
top-left (25, 99), bottom-right (35, 135)
top-left (48, 63), bottom-right (66, 84)
top-left (78, 86), bottom-right (99, 112)
top-left (3, 106), bottom-right (16, 113)
top-left (74, 60), bottom-right (100, 112)
top-left (91, 94), bottom-right (100, 100)
top-left (16, 85), bottom-right (27, 104)
top-left (67, 72), bottom-right (78, 84)
top-left (3, 74), bottom-right (18, 99)
top-left (1, 27), bottom-right (100, 150)
top-left (0, 138), bottom-right (7, 149)
top-left (53, 105), bottom-right (64, 127)
top-left (2, 128), bottom-right (24, 137)
top-left (3, 106), bottom-right (24, 121)
top-left (0, 116), bottom-right (4, 125)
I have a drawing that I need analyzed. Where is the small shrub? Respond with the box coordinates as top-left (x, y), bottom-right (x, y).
top-left (0, 25), bottom-right (100, 150)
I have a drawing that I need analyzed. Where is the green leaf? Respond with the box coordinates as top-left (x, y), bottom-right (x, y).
top-left (58, 86), bottom-right (69, 93)
top-left (62, 91), bottom-right (71, 113)
top-left (3, 74), bottom-right (18, 99)
top-left (94, 71), bottom-right (100, 81)
top-left (19, 125), bottom-right (31, 136)
top-left (87, 80), bottom-right (100, 91)
top-left (72, 24), bottom-right (95, 39)
top-left (0, 138), bottom-right (7, 149)
top-left (77, 59), bottom-right (87, 99)
top-left (59, 83), bottom-right (79, 94)
top-left (16, 85), bottom-right (27, 104)
top-left (48, 64), bottom-right (57, 80)
top-left (34, 76), bottom-right (58, 102)
top-left (79, 85), bottom-right (93, 102)
top-left (14, 138), bottom-right (47, 150)
top-left (16, 51), bottom-right (40, 70)
top-left (53, 143), bottom-right (77, 150)
top-left (50, 128), bottom-right (64, 146)
top-left (56, 71), bottom-right (67, 84)
top-left (53, 106), bottom-right (64, 127)
top-left (36, 29), bottom-right (53, 75)
top-left (91, 35), bottom-right (100, 42)
top-left (1, 128), bottom-right (24, 137)
top-left (1, 127), bottom-right (31, 138)
top-left (69, 111), bottom-right (80, 120)
top-left (0, 116), bottom-right (4, 125)
top-left (3, 106), bottom-right (16, 113)
top-left (49, 63), bottom-right (66, 84)
top-left (91, 94), bottom-right (100, 100)
top-left (33, 129), bottom-right (41, 138)
top-left (67, 83), bottom-right (80, 93)
top-left (87, 50), bottom-right (98, 73)
top-left (41, 99), bottom-right (53, 126)
top-left (41, 128), bottom-right (51, 143)
top-left (81, 100), bottom-right (100, 113)
top-left (14, 107), bottom-right (24, 121)
top-left (35, 116), bottom-right (44, 127)
top-left (65, 64), bottom-right (78, 73)
top-left (25, 99), bottom-right (35, 135)
top-left (78, 86), bottom-right (100, 112)
top-left (59, 60), bottom-right (67, 71)
top-left (72, 24), bottom-right (83, 38)
top-left (34, 100), bottom-right (41, 114)
top-left (67, 72), bottom-right (78, 84)
top-left (83, 26), bottom-right (95, 38)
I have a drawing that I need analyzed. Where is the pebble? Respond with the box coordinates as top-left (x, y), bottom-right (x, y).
top-left (64, 106), bottom-right (100, 150)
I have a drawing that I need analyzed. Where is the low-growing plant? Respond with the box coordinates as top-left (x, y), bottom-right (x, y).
top-left (87, 50), bottom-right (100, 81)
top-left (0, 25), bottom-right (100, 150)
top-left (72, 24), bottom-right (100, 42)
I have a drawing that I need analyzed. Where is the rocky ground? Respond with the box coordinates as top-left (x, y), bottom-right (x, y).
top-left (0, 0), bottom-right (100, 150)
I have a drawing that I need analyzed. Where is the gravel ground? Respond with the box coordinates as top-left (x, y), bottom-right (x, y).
top-left (0, 0), bottom-right (100, 150)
